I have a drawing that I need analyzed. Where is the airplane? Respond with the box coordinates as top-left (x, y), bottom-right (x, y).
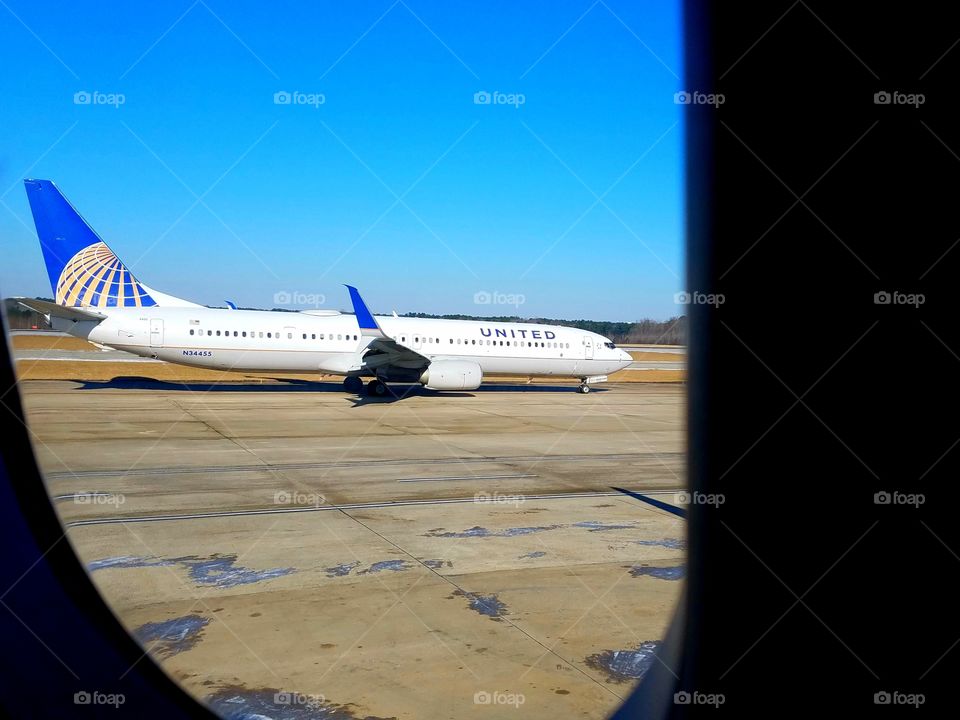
top-left (18, 179), bottom-right (633, 396)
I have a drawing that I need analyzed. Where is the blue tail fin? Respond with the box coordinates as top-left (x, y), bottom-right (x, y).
top-left (23, 179), bottom-right (158, 308)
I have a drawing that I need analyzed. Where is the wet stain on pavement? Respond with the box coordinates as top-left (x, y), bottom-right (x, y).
top-left (134, 614), bottom-right (210, 658)
top-left (585, 641), bottom-right (662, 683)
top-left (357, 560), bottom-right (411, 575)
top-left (324, 561), bottom-right (360, 577)
top-left (629, 565), bottom-right (685, 581)
top-left (206, 685), bottom-right (397, 720)
top-left (90, 553), bottom-right (295, 589)
top-left (454, 590), bottom-right (508, 620)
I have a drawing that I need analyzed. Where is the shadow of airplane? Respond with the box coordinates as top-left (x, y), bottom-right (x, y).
top-left (75, 377), bottom-right (341, 393)
top-left (73, 376), bottom-right (608, 400)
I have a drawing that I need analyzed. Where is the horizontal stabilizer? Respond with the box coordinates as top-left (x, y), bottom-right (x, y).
top-left (16, 297), bottom-right (106, 322)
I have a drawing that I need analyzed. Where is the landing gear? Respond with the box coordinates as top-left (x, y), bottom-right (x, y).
top-left (343, 376), bottom-right (363, 394)
top-left (577, 375), bottom-right (606, 394)
top-left (366, 379), bottom-right (389, 397)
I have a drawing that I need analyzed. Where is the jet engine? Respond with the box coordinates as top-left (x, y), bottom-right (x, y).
top-left (419, 360), bottom-right (483, 390)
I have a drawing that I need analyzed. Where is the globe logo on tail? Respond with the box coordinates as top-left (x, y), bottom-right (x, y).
top-left (56, 241), bottom-right (156, 308)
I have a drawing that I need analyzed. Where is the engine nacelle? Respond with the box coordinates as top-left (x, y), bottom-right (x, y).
top-left (419, 360), bottom-right (483, 390)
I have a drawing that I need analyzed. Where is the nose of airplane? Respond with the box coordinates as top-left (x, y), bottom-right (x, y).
top-left (618, 349), bottom-right (632, 366)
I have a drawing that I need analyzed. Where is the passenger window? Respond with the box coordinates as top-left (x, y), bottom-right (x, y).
top-left (267, 332), bottom-right (271, 338)
top-left (189, 329), bottom-right (194, 336)
top-left (242, 332), bottom-right (246, 337)
top-left (449, 338), bottom-right (453, 344)
top-left (216, 330), bottom-right (221, 336)
top-left (234, 331), bottom-right (238, 337)
top-left (338, 334), bottom-right (342, 340)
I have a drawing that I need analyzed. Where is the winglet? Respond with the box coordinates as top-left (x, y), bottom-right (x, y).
top-left (225, 300), bottom-right (237, 310)
top-left (344, 285), bottom-right (385, 337)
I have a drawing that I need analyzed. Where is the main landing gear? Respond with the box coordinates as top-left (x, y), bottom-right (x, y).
top-left (342, 376), bottom-right (389, 396)
top-left (366, 379), bottom-right (389, 397)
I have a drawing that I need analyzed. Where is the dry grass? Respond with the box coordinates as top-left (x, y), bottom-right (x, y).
top-left (628, 351), bottom-right (685, 362)
top-left (11, 335), bottom-right (98, 351)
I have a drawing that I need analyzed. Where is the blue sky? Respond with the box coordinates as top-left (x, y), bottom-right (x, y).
top-left (0, 1), bottom-right (684, 321)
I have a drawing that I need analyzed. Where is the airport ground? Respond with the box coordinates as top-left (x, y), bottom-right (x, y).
top-left (12, 332), bottom-right (685, 719)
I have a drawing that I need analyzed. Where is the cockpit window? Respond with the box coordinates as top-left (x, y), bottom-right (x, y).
top-left (604, 341), bottom-right (617, 349)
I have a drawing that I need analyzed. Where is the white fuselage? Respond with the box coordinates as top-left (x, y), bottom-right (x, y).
top-left (75, 306), bottom-right (632, 379)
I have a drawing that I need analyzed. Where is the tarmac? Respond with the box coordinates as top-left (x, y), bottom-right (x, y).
top-left (19, 372), bottom-right (685, 718)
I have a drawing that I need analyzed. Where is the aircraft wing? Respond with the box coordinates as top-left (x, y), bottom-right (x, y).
top-left (15, 298), bottom-right (107, 322)
top-left (344, 285), bottom-right (430, 368)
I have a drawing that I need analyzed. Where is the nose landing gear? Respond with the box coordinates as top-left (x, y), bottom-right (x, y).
top-left (577, 375), bottom-right (607, 393)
